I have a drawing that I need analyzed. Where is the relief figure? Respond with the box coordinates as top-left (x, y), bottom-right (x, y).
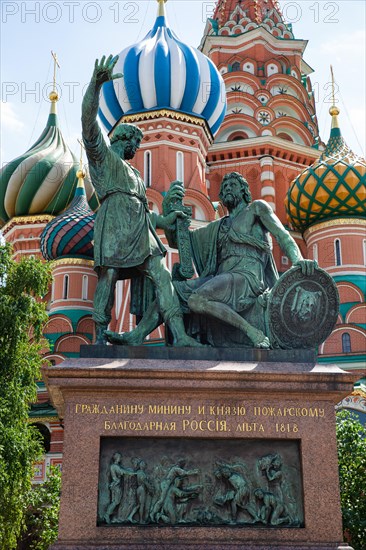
top-left (159, 477), bottom-right (202, 525)
top-left (214, 463), bottom-right (259, 524)
top-left (127, 459), bottom-right (154, 524)
top-left (254, 489), bottom-right (291, 526)
top-left (103, 452), bottom-right (137, 524)
top-left (151, 458), bottom-right (200, 522)
top-left (99, 443), bottom-right (304, 528)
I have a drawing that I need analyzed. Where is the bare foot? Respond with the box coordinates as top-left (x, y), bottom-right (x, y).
top-left (256, 336), bottom-right (271, 349)
top-left (248, 328), bottom-right (271, 349)
top-left (105, 330), bottom-right (145, 346)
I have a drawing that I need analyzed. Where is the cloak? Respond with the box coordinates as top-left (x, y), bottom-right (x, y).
top-left (83, 126), bottom-right (165, 274)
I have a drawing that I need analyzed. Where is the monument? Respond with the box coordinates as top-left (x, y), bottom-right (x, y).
top-left (44, 3), bottom-right (356, 549)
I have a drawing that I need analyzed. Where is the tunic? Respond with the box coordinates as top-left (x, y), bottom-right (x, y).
top-left (83, 129), bottom-right (165, 272)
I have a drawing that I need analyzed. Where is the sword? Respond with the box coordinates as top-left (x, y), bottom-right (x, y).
top-left (165, 180), bottom-right (194, 280)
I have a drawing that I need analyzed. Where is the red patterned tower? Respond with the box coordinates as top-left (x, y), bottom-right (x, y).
top-left (200, 0), bottom-right (321, 268)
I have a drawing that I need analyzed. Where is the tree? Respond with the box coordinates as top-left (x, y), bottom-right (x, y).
top-left (0, 243), bottom-right (52, 549)
top-left (17, 466), bottom-right (61, 550)
top-left (336, 410), bottom-right (366, 550)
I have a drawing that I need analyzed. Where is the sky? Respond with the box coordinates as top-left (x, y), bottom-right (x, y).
top-left (1, 0), bottom-right (365, 167)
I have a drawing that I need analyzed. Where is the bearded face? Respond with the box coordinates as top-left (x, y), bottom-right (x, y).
top-left (220, 178), bottom-right (244, 210)
top-left (110, 133), bottom-right (141, 160)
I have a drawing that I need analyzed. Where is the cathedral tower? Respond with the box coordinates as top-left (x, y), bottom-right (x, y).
top-left (200, 0), bottom-right (322, 268)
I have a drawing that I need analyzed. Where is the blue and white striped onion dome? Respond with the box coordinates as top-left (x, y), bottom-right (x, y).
top-left (0, 103), bottom-right (99, 227)
top-left (98, 6), bottom-right (227, 136)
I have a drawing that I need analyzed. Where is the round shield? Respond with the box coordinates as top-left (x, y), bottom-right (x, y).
top-left (268, 266), bottom-right (339, 349)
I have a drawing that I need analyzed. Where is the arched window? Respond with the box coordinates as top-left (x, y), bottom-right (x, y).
top-left (232, 61), bottom-right (240, 72)
top-left (229, 132), bottom-right (248, 141)
top-left (82, 275), bottom-right (88, 300)
top-left (176, 151), bottom-right (184, 183)
top-left (342, 333), bottom-right (351, 353)
top-left (278, 132), bottom-right (293, 142)
top-left (51, 281), bottom-right (55, 303)
top-left (63, 275), bottom-right (69, 299)
top-left (335, 239), bottom-right (342, 266)
top-left (233, 134), bottom-right (248, 141)
top-left (144, 150), bottom-right (152, 187)
top-left (267, 64), bottom-right (279, 76)
top-left (33, 423), bottom-right (51, 453)
top-left (243, 62), bottom-right (254, 74)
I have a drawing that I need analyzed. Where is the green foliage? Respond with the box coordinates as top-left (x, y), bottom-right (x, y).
top-left (18, 466), bottom-right (61, 550)
top-left (336, 410), bottom-right (366, 550)
top-left (0, 243), bottom-right (52, 549)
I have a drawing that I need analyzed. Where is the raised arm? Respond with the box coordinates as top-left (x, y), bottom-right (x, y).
top-left (255, 200), bottom-right (317, 276)
top-left (82, 55), bottom-right (122, 149)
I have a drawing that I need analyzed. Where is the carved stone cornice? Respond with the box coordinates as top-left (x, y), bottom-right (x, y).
top-left (2, 215), bottom-right (54, 234)
top-left (52, 258), bottom-right (94, 268)
top-left (304, 218), bottom-right (366, 238)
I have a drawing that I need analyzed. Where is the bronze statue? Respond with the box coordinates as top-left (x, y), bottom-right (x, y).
top-left (82, 55), bottom-right (202, 347)
top-left (107, 172), bottom-right (317, 348)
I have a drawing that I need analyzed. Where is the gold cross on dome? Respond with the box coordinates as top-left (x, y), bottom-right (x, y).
top-left (77, 138), bottom-right (85, 172)
top-left (51, 50), bottom-right (60, 93)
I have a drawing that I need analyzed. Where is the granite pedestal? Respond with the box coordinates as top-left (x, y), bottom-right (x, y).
top-left (44, 347), bottom-right (356, 550)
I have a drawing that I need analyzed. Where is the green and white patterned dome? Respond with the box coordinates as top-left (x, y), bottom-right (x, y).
top-left (286, 107), bottom-right (366, 233)
top-left (0, 96), bottom-right (99, 227)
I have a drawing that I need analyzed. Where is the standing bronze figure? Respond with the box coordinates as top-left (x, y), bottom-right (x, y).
top-left (82, 55), bottom-right (201, 346)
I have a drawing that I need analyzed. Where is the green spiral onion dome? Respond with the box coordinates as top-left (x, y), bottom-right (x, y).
top-left (285, 106), bottom-right (366, 233)
top-left (0, 97), bottom-right (99, 227)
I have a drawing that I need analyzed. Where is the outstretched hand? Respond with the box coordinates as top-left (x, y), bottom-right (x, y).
top-left (294, 259), bottom-right (318, 276)
top-left (93, 54), bottom-right (123, 87)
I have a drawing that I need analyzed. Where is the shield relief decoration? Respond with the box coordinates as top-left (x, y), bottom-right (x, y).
top-left (268, 267), bottom-right (339, 349)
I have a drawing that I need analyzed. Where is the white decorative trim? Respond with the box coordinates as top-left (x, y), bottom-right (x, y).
top-left (261, 186), bottom-right (276, 197)
top-left (12, 249), bottom-right (42, 257)
top-left (346, 304), bottom-right (366, 324)
top-left (336, 283), bottom-right (364, 301)
top-left (326, 268), bottom-right (366, 277)
top-left (260, 171), bottom-right (275, 182)
top-left (260, 157), bottom-right (274, 167)
top-left (210, 135), bottom-right (320, 158)
top-left (201, 28), bottom-right (308, 57)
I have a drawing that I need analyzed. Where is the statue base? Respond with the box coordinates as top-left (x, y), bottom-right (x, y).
top-left (44, 346), bottom-right (355, 550)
